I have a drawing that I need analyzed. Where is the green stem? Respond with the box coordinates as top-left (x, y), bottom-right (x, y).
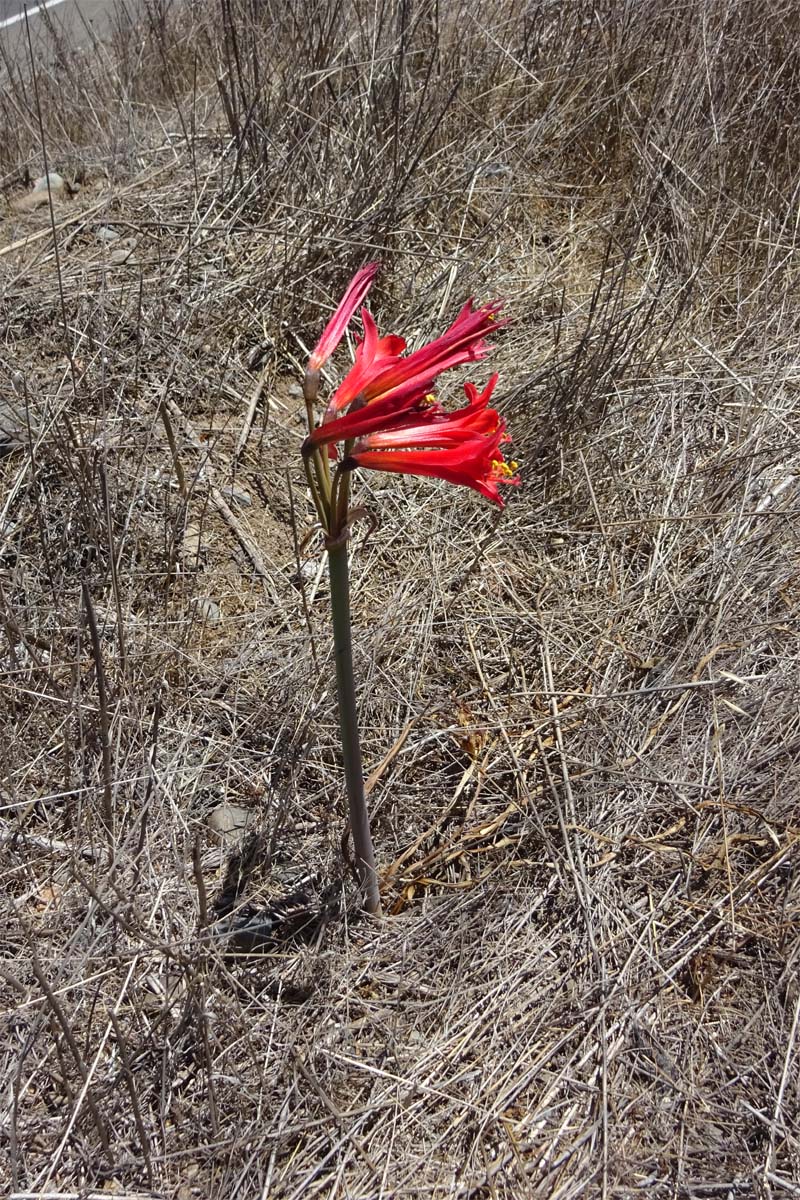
top-left (327, 538), bottom-right (381, 914)
top-left (303, 454), bottom-right (328, 531)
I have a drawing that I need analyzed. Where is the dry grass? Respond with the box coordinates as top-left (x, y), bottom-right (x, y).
top-left (1, 0), bottom-right (799, 1196)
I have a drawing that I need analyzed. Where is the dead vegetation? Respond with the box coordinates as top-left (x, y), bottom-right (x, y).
top-left (1, 0), bottom-right (799, 1195)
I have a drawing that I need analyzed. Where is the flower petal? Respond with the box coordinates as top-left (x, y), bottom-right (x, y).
top-left (327, 308), bottom-right (407, 414)
top-left (344, 440), bottom-right (519, 507)
top-left (344, 393), bottom-right (520, 508)
top-left (308, 263), bottom-right (380, 371)
top-left (307, 375), bottom-right (437, 449)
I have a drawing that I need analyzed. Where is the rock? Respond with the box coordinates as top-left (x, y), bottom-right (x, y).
top-left (476, 161), bottom-right (511, 178)
top-left (195, 596), bottom-right (221, 625)
top-left (10, 172), bottom-right (75, 214)
top-left (300, 559), bottom-right (321, 581)
top-left (207, 803), bottom-right (251, 842)
top-left (181, 523), bottom-right (209, 564)
top-left (220, 485), bottom-right (251, 508)
top-left (96, 225), bottom-right (121, 243)
top-left (33, 172), bottom-right (66, 193)
top-left (108, 238), bottom-right (136, 265)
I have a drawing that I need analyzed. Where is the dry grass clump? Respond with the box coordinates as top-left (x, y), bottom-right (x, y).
top-left (1, 0), bottom-right (799, 1196)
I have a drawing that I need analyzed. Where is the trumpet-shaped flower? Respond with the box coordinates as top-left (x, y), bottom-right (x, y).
top-left (308, 262), bottom-right (380, 371)
top-left (344, 438), bottom-right (519, 508)
top-left (340, 375), bottom-right (520, 507)
top-left (320, 308), bottom-right (406, 404)
top-left (304, 373), bottom-right (438, 451)
top-left (325, 298), bottom-right (506, 419)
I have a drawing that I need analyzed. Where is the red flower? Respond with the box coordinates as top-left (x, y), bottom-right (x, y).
top-left (340, 375), bottom-right (520, 508)
top-left (353, 376), bottom-right (502, 447)
top-left (305, 373), bottom-right (438, 450)
top-left (326, 298), bottom-right (505, 419)
top-left (321, 308), bottom-right (406, 404)
top-left (344, 440), bottom-right (519, 508)
top-left (308, 262), bottom-right (380, 371)
top-left (303, 266), bottom-right (517, 507)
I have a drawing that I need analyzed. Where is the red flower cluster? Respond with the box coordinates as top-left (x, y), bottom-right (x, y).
top-left (304, 265), bottom-right (518, 507)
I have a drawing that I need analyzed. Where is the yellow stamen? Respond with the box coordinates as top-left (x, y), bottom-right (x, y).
top-left (492, 459), bottom-right (518, 478)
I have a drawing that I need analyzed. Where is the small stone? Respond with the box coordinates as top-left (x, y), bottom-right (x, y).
top-left (195, 596), bottom-right (221, 625)
top-left (33, 172), bottom-right (66, 193)
top-left (220, 485), bottom-right (251, 507)
top-left (207, 803), bottom-right (251, 841)
top-left (96, 225), bottom-right (120, 243)
top-left (477, 161), bottom-right (511, 178)
top-left (108, 239), bottom-right (136, 265)
top-left (181, 523), bottom-right (209, 564)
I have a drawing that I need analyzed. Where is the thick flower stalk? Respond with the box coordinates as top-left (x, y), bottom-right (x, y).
top-left (302, 263), bottom-right (518, 914)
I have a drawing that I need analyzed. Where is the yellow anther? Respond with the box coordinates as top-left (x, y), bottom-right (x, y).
top-left (492, 459), bottom-right (518, 478)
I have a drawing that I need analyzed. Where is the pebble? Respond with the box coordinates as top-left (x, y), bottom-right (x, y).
top-left (108, 239), bottom-right (136, 265)
top-left (220, 485), bottom-right (251, 508)
top-left (476, 161), bottom-right (511, 178)
top-left (195, 596), bottom-right (221, 625)
top-left (33, 172), bottom-right (66, 193)
top-left (300, 559), bottom-right (322, 581)
top-left (96, 225), bottom-right (121, 243)
top-left (207, 803), bottom-right (251, 842)
top-left (181, 523), bottom-right (209, 564)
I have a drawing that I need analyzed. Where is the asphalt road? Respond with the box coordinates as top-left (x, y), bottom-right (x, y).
top-left (1, 0), bottom-right (70, 30)
top-left (1, 0), bottom-right (123, 59)
top-left (1, 0), bottom-right (29, 20)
